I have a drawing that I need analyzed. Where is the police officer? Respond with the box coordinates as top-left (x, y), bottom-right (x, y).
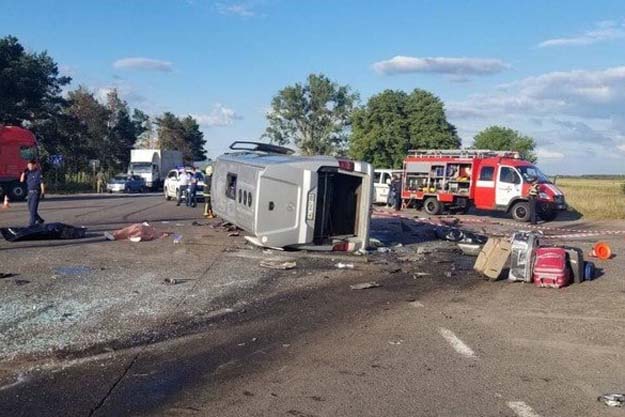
top-left (203, 165), bottom-right (215, 218)
top-left (20, 159), bottom-right (45, 226)
top-left (187, 167), bottom-right (199, 208)
top-left (528, 178), bottom-right (539, 225)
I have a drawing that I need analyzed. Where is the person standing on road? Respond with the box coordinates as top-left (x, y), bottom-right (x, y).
top-left (176, 169), bottom-right (190, 206)
top-left (187, 167), bottom-right (199, 208)
top-left (390, 175), bottom-right (402, 211)
top-left (96, 170), bottom-right (105, 193)
top-left (528, 178), bottom-right (539, 225)
top-left (20, 159), bottom-right (45, 226)
top-left (203, 165), bottom-right (215, 218)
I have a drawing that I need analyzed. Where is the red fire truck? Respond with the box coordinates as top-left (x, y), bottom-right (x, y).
top-left (0, 126), bottom-right (38, 201)
top-left (401, 149), bottom-right (566, 222)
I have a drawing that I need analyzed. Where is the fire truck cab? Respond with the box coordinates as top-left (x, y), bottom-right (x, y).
top-left (0, 126), bottom-right (38, 201)
top-left (401, 149), bottom-right (566, 222)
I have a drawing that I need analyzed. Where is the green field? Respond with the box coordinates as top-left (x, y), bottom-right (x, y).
top-left (556, 177), bottom-right (625, 220)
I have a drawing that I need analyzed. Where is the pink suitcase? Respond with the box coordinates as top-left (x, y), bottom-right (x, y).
top-left (533, 247), bottom-right (571, 288)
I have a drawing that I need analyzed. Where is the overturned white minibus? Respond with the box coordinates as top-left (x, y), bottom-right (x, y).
top-left (212, 142), bottom-right (373, 252)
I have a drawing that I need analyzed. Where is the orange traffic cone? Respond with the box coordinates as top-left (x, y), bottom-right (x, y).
top-left (590, 241), bottom-right (612, 260)
top-left (1, 195), bottom-right (9, 209)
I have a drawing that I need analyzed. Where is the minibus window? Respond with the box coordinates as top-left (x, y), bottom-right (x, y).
top-left (226, 173), bottom-right (237, 200)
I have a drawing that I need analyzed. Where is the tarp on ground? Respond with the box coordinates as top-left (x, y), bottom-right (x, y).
top-left (0, 223), bottom-right (87, 242)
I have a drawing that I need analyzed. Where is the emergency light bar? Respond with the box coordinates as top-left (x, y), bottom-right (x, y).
top-left (408, 149), bottom-right (521, 159)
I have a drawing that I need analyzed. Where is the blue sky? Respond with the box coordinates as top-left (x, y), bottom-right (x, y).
top-left (2, 0), bottom-right (625, 174)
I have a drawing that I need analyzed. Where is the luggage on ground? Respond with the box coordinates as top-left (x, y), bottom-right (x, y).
top-left (508, 231), bottom-right (540, 282)
top-left (533, 247), bottom-right (571, 288)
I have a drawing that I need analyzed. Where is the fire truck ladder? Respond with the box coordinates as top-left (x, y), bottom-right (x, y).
top-left (407, 149), bottom-right (521, 159)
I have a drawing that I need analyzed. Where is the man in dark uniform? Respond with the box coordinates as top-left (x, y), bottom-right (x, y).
top-left (20, 160), bottom-right (45, 226)
top-left (528, 178), bottom-right (539, 225)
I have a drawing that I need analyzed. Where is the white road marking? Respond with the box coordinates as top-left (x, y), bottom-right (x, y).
top-left (439, 328), bottom-right (476, 358)
top-left (507, 401), bottom-right (542, 417)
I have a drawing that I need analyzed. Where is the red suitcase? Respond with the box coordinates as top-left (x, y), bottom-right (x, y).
top-left (533, 247), bottom-right (571, 288)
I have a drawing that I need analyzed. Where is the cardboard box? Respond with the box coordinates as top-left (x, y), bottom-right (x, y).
top-left (474, 238), bottom-right (512, 280)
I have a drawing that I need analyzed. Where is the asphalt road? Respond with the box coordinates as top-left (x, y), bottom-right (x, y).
top-left (1, 194), bottom-right (625, 417)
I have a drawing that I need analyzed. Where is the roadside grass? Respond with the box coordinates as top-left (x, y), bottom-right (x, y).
top-left (556, 177), bottom-right (625, 220)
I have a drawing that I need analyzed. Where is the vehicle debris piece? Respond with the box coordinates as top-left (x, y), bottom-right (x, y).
top-left (105, 222), bottom-right (166, 242)
top-left (227, 232), bottom-right (240, 237)
top-left (457, 243), bottom-right (482, 257)
top-left (163, 278), bottom-right (178, 285)
top-left (377, 247), bottom-right (392, 253)
top-left (260, 260), bottom-right (297, 270)
top-left (1, 223), bottom-right (87, 242)
top-left (172, 234), bottom-right (183, 244)
top-left (474, 237), bottom-right (512, 280)
top-left (413, 272), bottom-right (432, 278)
top-left (336, 263), bottom-right (354, 269)
top-left (597, 393), bottom-right (624, 407)
top-left (350, 282), bottom-right (381, 290)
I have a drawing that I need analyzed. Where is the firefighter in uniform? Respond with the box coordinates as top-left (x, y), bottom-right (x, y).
top-left (203, 165), bottom-right (215, 218)
top-left (528, 179), bottom-right (539, 225)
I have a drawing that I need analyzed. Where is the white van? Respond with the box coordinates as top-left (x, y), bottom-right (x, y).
top-left (212, 142), bottom-right (373, 252)
top-left (373, 169), bottom-right (402, 204)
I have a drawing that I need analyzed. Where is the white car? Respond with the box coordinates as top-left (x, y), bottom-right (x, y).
top-left (373, 169), bottom-right (402, 204)
top-left (164, 169), bottom-right (206, 201)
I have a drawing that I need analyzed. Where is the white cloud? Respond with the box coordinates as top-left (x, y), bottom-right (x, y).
top-left (536, 149), bottom-right (565, 159)
top-left (216, 2), bottom-right (255, 17)
top-left (193, 104), bottom-right (242, 127)
top-left (372, 56), bottom-right (509, 76)
top-left (113, 57), bottom-right (173, 72)
top-left (538, 20), bottom-right (625, 47)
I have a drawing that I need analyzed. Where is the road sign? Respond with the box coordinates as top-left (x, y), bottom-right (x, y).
top-left (50, 154), bottom-right (64, 167)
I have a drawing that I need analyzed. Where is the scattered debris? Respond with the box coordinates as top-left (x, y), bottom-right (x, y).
top-left (413, 272), bottom-right (431, 278)
top-left (260, 260), bottom-right (297, 270)
top-left (163, 278), bottom-right (178, 285)
top-left (227, 232), bottom-right (240, 237)
top-left (350, 282), bottom-right (380, 290)
top-left (173, 234), bottom-right (183, 244)
top-left (388, 339), bottom-right (403, 345)
top-left (598, 393), bottom-right (624, 407)
top-left (336, 263), bottom-right (354, 269)
top-left (377, 247), bottom-right (392, 253)
top-left (191, 221), bottom-right (208, 226)
top-left (457, 243), bottom-right (482, 257)
top-left (0, 273), bottom-right (16, 279)
top-left (1, 223), bottom-right (87, 242)
top-left (14, 279), bottom-right (30, 286)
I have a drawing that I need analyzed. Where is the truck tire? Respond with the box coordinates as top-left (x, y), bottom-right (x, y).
top-left (8, 182), bottom-right (27, 201)
top-left (511, 201), bottom-right (531, 222)
top-left (424, 197), bottom-right (442, 215)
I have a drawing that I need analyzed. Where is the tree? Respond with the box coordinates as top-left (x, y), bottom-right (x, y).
top-left (180, 115), bottom-right (206, 161)
top-left (155, 113), bottom-right (206, 162)
top-left (349, 89), bottom-right (460, 168)
top-left (263, 73), bottom-right (358, 155)
top-left (472, 126), bottom-right (536, 162)
top-left (105, 89), bottom-right (137, 169)
top-left (0, 35), bottom-right (70, 125)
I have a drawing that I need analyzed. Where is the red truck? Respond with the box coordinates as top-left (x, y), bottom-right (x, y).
top-left (0, 126), bottom-right (38, 201)
top-left (401, 149), bottom-right (566, 222)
